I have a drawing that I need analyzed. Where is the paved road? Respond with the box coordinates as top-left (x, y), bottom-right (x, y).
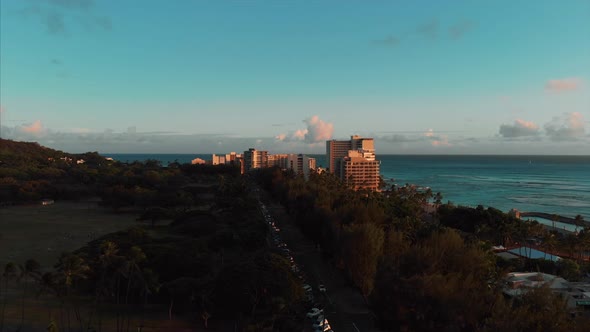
top-left (256, 187), bottom-right (379, 332)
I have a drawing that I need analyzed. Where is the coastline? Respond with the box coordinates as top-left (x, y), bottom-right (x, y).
top-left (520, 212), bottom-right (588, 227)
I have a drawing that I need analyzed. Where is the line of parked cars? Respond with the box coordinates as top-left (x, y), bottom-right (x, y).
top-left (258, 199), bottom-right (333, 332)
top-left (259, 201), bottom-right (305, 282)
top-left (306, 307), bottom-right (332, 332)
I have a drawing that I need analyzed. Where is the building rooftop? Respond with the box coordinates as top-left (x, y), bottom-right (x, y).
top-left (503, 272), bottom-right (569, 297)
top-left (507, 246), bottom-right (562, 262)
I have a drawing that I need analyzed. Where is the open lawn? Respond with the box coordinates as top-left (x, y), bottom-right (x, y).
top-left (0, 200), bottom-right (139, 270)
top-left (0, 201), bottom-right (217, 331)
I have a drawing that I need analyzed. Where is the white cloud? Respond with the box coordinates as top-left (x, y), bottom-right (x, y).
top-left (379, 129), bottom-right (451, 147)
top-left (499, 119), bottom-right (540, 138)
top-left (18, 120), bottom-right (46, 137)
top-left (544, 112), bottom-right (586, 141)
top-left (276, 115), bottom-right (334, 144)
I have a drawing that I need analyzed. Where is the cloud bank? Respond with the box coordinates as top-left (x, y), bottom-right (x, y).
top-left (544, 112), bottom-right (586, 141)
top-left (380, 129), bottom-right (451, 147)
top-left (499, 119), bottom-right (540, 138)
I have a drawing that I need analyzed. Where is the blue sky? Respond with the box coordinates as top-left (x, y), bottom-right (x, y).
top-left (1, 0), bottom-right (589, 154)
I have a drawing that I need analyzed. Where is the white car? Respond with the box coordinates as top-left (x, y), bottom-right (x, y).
top-left (306, 308), bottom-right (323, 318)
top-left (312, 321), bottom-right (331, 331)
top-left (318, 284), bottom-right (326, 293)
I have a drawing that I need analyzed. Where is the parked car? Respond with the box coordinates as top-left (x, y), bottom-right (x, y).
top-left (312, 320), bottom-right (330, 331)
top-left (306, 307), bottom-right (323, 318)
top-left (318, 284), bottom-right (326, 293)
top-left (313, 325), bottom-right (331, 332)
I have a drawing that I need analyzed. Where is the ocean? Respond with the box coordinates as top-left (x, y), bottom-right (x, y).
top-left (107, 154), bottom-right (590, 220)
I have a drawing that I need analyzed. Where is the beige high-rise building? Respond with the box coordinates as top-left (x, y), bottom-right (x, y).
top-left (243, 148), bottom-right (268, 172)
top-left (326, 135), bottom-right (380, 191)
top-left (340, 150), bottom-right (380, 191)
top-left (275, 154), bottom-right (316, 179)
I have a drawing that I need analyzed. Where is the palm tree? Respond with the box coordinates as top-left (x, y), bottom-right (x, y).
top-left (542, 233), bottom-right (558, 260)
top-left (17, 259), bottom-right (41, 330)
top-left (551, 214), bottom-right (559, 231)
top-left (98, 241), bottom-right (121, 296)
top-left (434, 192), bottom-right (443, 205)
top-left (120, 246), bottom-right (146, 332)
top-left (561, 235), bottom-right (579, 261)
top-left (574, 230), bottom-right (590, 261)
top-left (1, 262), bottom-right (20, 332)
top-left (95, 241), bottom-right (121, 331)
top-left (56, 253), bottom-right (90, 293)
top-left (55, 253), bottom-right (90, 331)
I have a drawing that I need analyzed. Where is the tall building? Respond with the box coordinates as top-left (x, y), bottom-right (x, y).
top-left (242, 148), bottom-right (268, 172)
top-left (351, 135), bottom-right (375, 160)
top-left (326, 139), bottom-right (352, 177)
top-left (280, 154), bottom-right (316, 179)
top-left (340, 150), bottom-right (381, 191)
top-left (211, 152), bottom-right (241, 166)
top-left (326, 135), bottom-right (380, 191)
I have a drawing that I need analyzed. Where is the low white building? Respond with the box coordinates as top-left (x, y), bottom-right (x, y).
top-left (503, 272), bottom-right (590, 311)
top-left (503, 272), bottom-right (569, 297)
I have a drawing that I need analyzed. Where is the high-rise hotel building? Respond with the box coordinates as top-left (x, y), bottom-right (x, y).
top-left (242, 148), bottom-right (268, 172)
top-left (326, 135), bottom-right (380, 191)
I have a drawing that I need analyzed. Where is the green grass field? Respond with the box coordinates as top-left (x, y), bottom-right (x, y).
top-left (0, 200), bottom-right (138, 270)
top-left (0, 201), bottom-right (208, 331)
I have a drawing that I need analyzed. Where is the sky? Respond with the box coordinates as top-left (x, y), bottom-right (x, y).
top-left (1, 0), bottom-right (589, 154)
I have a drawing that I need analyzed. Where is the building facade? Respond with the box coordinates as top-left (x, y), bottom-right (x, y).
top-left (242, 148), bottom-right (268, 172)
top-left (326, 139), bottom-right (352, 178)
top-left (340, 150), bottom-right (381, 191)
top-left (211, 149), bottom-right (316, 177)
top-left (280, 154), bottom-right (316, 179)
top-left (326, 135), bottom-right (380, 191)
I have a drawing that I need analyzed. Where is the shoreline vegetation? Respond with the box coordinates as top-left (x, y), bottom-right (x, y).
top-left (1, 138), bottom-right (590, 331)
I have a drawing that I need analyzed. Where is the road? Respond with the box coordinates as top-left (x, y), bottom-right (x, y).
top-left (256, 186), bottom-right (379, 332)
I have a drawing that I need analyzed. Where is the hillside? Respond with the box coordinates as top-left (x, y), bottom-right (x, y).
top-left (0, 138), bottom-right (77, 165)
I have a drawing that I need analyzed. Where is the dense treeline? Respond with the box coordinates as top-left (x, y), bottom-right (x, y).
top-left (0, 140), bottom-right (304, 330)
top-left (0, 138), bottom-right (239, 206)
top-left (255, 167), bottom-right (590, 332)
top-left (67, 174), bottom-right (302, 329)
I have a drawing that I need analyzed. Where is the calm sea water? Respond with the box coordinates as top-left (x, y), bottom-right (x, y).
top-left (107, 154), bottom-right (590, 219)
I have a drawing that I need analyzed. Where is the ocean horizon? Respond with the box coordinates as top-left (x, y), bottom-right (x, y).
top-left (106, 153), bottom-right (590, 220)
